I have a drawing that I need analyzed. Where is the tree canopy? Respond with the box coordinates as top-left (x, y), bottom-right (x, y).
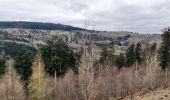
top-left (40, 41), bottom-right (79, 77)
top-left (115, 53), bottom-right (126, 69)
top-left (135, 43), bottom-right (143, 64)
top-left (159, 28), bottom-right (170, 69)
top-left (14, 48), bottom-right (34, 86)
top-left (100, 42), bottom-right (115, 63)
top-left (126, 43), bottom-right (136, 67)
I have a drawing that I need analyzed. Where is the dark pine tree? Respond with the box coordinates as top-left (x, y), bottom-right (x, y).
top-left (40, 41), bottom-right (79, 77)
top-left (0, 56), bottom-right (6, 77)
top-left (14, 48), bottom-right (34, 86)
top-left (100, 42), bottom-right (115, 63)
top-left (159, 27), bottom-right (170, 70)
top-left (116, 53), bottom-right (126, 69)
top-left (135, 43), bottom-right (143, 64)
top-left (126, 43), bottom-right (136, 67)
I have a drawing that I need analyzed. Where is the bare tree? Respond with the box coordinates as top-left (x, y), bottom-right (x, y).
top-left (0, 59), bottom-right (25, 100)
top-left (78, 46), bottom-right (95, 100)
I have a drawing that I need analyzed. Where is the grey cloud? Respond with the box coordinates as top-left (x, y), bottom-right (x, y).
top-left (0, 0), bottom-right (170, 33)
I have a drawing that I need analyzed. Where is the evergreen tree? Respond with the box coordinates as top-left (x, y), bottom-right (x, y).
top-left (159, 27), bottom-right (170, 69)
top-left (116, 53), bottom-right (126, 69)
top-left (100, 46), bottom-right (108, 63)
top-left (135, 43), bottom-right (143, 64)
top-left (0, 56), bottom-right (6, 77)
top-left (100, 42), bottom-right (115, 63)
top-left (40, 41), bottom-right (78, 77)
top-left (126, 43), bottom-right (136, 67)
top-left (28, 52), bottom-right (53, 100)
top-left (14, 48), bottom-right (34, 86)
top-left (151, 42), bottom-right (157, 53)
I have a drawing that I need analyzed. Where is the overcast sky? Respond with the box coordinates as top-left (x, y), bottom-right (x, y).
top-left (0, 0), bottom-right (170, 33)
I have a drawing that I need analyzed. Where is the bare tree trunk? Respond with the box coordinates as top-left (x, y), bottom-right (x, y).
top-left (165, 68), bottom-right (168, 88)
top-left (74, 75), bottom-right (84, 100)
top-left (54, 70), bottom-right (57, 100)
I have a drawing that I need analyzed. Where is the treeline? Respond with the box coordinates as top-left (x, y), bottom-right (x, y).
top-left (100, 42), bottom-right (157, 69)
top-left (0, 28), bottom-right (169, 99)
top-left (0, 40), bottom-right (80, 99)
top-left (0, 21), bottom-right (85, 31)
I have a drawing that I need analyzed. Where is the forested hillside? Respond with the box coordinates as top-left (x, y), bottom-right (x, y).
top-left (0, 0), bottom-right (170, 99)
top-left (0, 26), bottom-right (169, 100)
top-left (0, 22), bottom-right (161, 58)
top-left (0, 21), bottom-right (86, 31)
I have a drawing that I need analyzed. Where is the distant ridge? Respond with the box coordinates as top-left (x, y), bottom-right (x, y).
top-left (0, 21), bottom-right (86, 31)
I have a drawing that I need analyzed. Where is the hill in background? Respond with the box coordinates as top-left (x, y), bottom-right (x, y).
top-left (0, 21), bottom-right (161, 58)
top-left (0, 21), bottom-right (86, 31)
